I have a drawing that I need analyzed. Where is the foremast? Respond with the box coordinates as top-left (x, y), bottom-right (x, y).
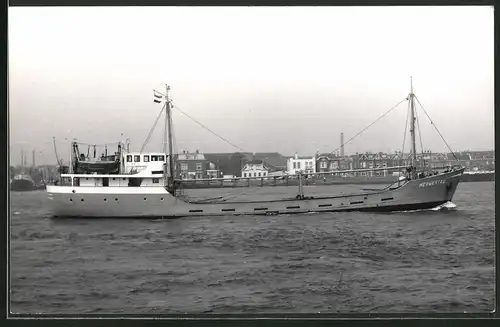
top-left (165, 85), bottom-right (175, 194)
top-left (408, 77), bottom-right (418, 178)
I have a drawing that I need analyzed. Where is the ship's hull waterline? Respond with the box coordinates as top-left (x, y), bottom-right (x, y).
top-left (46, 169), bottom-right (464, 218)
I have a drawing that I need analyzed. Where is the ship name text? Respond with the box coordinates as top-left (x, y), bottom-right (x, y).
top-left (418, 180), bottom-right (446, 188)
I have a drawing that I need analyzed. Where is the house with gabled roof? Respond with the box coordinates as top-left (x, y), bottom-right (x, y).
top-left (315, 152), bottom-right (352, 173)
top-left (241, 160), bottom-right (270, 178)
top-left (175, 150), bottom-right (211, 179)
top-left (446, 150), bottom-right (495, 170)
top-left (204, 152), bottom-right (252, 177)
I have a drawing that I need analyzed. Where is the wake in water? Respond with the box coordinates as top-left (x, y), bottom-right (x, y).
top-left (431, 201), bottom-right (457, 211)
top-left (399, 201), bottom-right (457, 213)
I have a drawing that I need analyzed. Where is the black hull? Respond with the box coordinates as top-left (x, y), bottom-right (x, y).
top-left (340, 200), bottom-right (448, 213)
top-left (53, 200), bottom-right (450, 219)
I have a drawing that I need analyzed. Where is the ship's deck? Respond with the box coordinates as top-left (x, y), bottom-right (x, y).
top-left (177, 183), bottom-right (397, 204)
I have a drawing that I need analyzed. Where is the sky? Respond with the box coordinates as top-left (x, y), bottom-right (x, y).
top-left (8, 6), bottom-right (494, 166)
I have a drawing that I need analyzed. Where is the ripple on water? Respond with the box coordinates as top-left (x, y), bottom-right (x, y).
top-left (8, 182), bottom-right (495, 314)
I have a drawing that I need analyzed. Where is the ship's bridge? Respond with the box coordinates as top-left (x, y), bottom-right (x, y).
top-left (122, 152), bottom-right (167, 175)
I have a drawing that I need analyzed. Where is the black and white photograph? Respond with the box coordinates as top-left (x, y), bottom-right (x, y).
top-left (8, 5), bottom-right (494, 314)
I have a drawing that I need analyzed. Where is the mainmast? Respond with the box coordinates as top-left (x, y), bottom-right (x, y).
top-left (163, 84), bottom-right (169, 160)
top-left (164, 84), bottom-right (175, 192)
top-left (409, 77), bottom-right (417, 167)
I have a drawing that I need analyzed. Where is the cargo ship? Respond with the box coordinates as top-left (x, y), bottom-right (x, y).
top-left (10, 174), bottom-right (36, 192)
top-left (46, 79), bottom-right (465, 218)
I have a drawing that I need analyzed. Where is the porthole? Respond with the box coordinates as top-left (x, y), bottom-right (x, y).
top-left (81, 199), bottom-right (84, 202)
top-left (144, 197), bottom-right (147, 201)
top-left (160, 197), bottom-right (164, 201)
top-left (122, 178), bottom-right (126, 181)
top-left (86, 178), bottom-right (89, 180)
top-left (69, 199), bottom-right (73, 202)
top-left (115, 198), bottom-right (118, 201)
top-left (104, 198), bottom-right (107, 202)
top-left (112, 178), bottom-right (116, 180)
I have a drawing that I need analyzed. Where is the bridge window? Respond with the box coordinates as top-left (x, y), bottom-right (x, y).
top-left (153, 178), bottom-right (159, 184)
top-left (159, 155), bottom-right (165, 162)
top-left (144, 155), bottom-right (150, 162)
top-left (151, 155), bottom-right (158, 161)
top-left (126, 155), bottom-right (132, 162)
top-left (134, 155), bottom-right (140, 162)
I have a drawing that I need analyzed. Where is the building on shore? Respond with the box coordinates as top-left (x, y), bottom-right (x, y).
top-left (315, 153), bottom-right (352, 174)
top-left (241, 160), bottom-right (269, 178)
top-left (287, 153), bottom-right (316, 175)
top-left (175, 150), bottom-right (221, 180)
top-left (176, 149), bottom-right (494, 180)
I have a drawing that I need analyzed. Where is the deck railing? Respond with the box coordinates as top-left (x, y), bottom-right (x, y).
top-left (52, 164), bottom-right (463, 188)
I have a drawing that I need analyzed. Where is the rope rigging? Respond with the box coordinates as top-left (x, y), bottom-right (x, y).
top-left (414, 95), bottom-right (459, 162)
top-left (329, 98), bottom-right (408, 156)
top-left (399, 100), bottom-right (411, 167)
top-left (170, 113), bottom-right (178, 159)
top-left (73, 141), bottom-right (122, 147)
top-left (140, 103), bottom-right (166, 153)
top-left (170, 100), bottom-right (247, 153)
top-left (414, 102), bottom-right (426, 167)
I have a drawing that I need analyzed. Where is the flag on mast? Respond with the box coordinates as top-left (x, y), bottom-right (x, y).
top-left (153, 90), bottom-right (163, 103)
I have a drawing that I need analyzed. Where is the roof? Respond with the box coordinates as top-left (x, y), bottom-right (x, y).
top-left (177, 153), bottom-right (206, 161)
top-left (316, 153), bottom-right (339, 160)
top-left (246, 160), bottom-right (264, 165)
top-left (446, 152), bottom-right (471, 161)
top-left (242, 160), bottom-right (271, 171)
top-left (289, 156), bottom-right (315, 160)
top-left (241, 152), bottom-right (288, 168)
top-left (467, 151), bottom-right (494, 159)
